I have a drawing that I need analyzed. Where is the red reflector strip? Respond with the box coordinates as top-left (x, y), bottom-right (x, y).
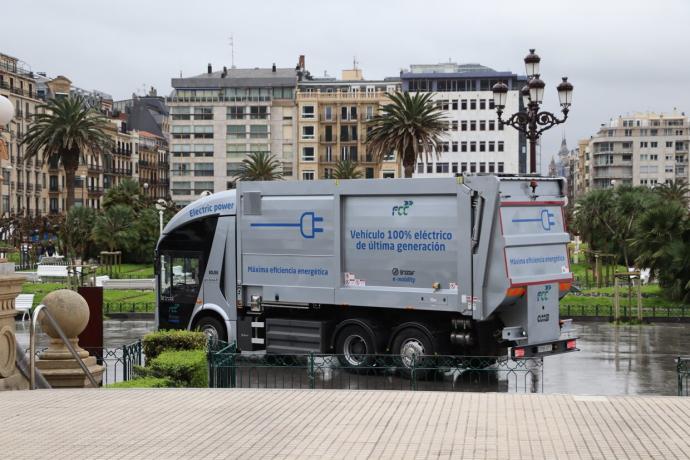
top-left (513, 347), bottom-right (525, 358)
top-left (566, 339), bottom-right (577, 350)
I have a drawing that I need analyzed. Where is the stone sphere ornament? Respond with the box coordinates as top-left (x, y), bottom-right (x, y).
top-left (0, 95), bottom-right (13, 126)
top-left (40, 289), bottom-right (90, 338)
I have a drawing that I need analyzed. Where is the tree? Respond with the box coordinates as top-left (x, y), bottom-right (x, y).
top-left (130, 207), bottom-right (160, 264)
top-left (654, 181), bottom-right (689, 208)
top-left (332, 159), bottom-right (363, 179)
top-left (92, 205), bottom-right (136, 253)
top-left (365, 92), bottom-right (446, 178)
top-left (60, 206), bottom-right (96, 262)
top-left (22, 95), bottom-right (111, 210)
top-left (103, 178), bottom-right (146, 211)
top-left (237, 151), bottom-right (283, 181)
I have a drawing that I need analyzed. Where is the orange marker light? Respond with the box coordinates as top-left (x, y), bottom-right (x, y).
top-left (506, 287), bottom-right (526, 298)
top-left (513, 347), bottom-right (525, 358)
top-left (559, 282), bottom-right (572, 292)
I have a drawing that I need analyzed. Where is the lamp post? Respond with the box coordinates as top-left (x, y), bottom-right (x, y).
top-left (492, 49), bottom-right (574, 174)
top-left (0, 95), bottom-right (14, 219)
top-left (155, 198), bottom-right (166, 235)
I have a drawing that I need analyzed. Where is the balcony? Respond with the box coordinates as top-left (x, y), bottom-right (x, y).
top-left (319, 135), bottom-right (338, 143)
top-left (296, 90), bottom-right (391, 101)
top-left (48, 186), bottom-right (61, 194)
top-left (87, 186), bottom-right (104, 196)
top-left (16, 183), bottom-right (24, 192)
top-left (26, 184), bottom-right (33, 193)
top-left (319, 154), bottom-right (338, 163)
top-left (87, 164), bottom-right (103, 173)
top-left (35, 184), bottom-right (42, 193)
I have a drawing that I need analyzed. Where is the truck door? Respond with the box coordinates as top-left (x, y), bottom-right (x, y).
top-left (158, 250), bottom-right (204, 330)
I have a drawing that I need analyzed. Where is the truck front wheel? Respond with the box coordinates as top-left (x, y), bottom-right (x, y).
top-left (335, 325), bottom-right (375, 368)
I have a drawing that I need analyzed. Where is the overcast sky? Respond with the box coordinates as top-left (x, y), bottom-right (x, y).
top-left (4, 0), bottom-right (690, 171)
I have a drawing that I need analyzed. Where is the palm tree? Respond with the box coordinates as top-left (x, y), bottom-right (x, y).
top-left (22, 95), bottom-right (111, 210)
top-left (92, 205), bottom-right (136, 253)
top-left (237, 151), bottom-right (283, 181)
top-left (366, 92), bottom-right (446, 178)
top-left (332, 159), bottom-right (363, 179)
top-left (60, 206), bottom-right (96, 262)
top-left (655, 181), bottom-right (689, 207)
top-left (103, 178), bottom-right (146, 211)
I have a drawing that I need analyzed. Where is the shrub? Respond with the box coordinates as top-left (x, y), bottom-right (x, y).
top-left (142, 330), bottom-right (207, 360)
top-left (149, 349), bottom-right (208, 387)
top-left (107, 377), bottom-right (172, 388)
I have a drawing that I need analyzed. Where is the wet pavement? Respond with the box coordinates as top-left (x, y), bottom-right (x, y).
top-left (14, 319), bottom-right (690, 395)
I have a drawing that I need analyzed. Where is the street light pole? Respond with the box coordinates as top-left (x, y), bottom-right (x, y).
top-left (155, 198), bottom-right (166, 235)
top-left (492, 49), bottom-right (574, 174)
top-left (0, 95), bottom-right (14, 218)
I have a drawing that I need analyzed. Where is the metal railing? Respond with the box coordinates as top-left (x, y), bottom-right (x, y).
top-left (208, 342), bottom-right (542, 393)
top-left (678, 357), bottom-right (689, 396)
top-left (561, 303), bottom-right (690, 319)
top-left (30, 304), bottom-right (98, 389)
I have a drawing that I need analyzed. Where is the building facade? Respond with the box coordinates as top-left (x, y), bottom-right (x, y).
top-left (168, 64), bottom-right (298, 206)
top-left (584, 112), bottom-right (689, 192)
top-left (296, 68), bottom-right (400, 180)
top-left (401, 63), bottom-right (527, 177)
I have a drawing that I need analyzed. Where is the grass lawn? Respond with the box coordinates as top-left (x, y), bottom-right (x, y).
top-left (21, 282), bottom-right (155, 308)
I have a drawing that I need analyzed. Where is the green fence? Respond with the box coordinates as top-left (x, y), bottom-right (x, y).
top-left (678, 357), bottom-right (690, 396)
top-left (208, 342), bottom-right (542, 393)
top-left (562, 304), bottom-right (690, 319)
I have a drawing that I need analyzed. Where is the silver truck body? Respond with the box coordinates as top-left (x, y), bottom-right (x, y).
top-left (156, 175), bottom-right (575, 357)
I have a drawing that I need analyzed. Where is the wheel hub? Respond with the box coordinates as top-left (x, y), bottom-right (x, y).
top-left (400, 339), bottom-right (425, 368)
top-left (343, 334), bottom-right (368, 366)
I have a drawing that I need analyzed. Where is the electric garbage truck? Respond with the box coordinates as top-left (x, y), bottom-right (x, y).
top-left (155, 175), bottom-right (577, 365)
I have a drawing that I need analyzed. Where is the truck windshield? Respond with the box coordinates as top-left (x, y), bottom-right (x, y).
top-left (159, 252), bottom-right (202, 302)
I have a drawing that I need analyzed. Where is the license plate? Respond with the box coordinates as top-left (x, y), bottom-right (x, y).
top-left (537, 344), bottom-right (553, 353)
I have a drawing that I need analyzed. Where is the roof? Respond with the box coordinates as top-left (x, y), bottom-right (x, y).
top-left (172, 67), bottom-right (297, 89)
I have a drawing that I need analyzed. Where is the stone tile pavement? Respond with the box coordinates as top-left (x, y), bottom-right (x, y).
top-left (3, 389), bottom-right (690, 459)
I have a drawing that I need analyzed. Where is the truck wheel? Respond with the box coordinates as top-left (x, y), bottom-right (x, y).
top-left (335, 325), bottom-right (375, 368)
top-left (392, 328), bottom-right (434, 378)
top-left (195, 316), bottom-right (226, 344)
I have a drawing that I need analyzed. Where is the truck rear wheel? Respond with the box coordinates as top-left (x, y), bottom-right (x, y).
top-left (392, 328), bottom-right (434, 377)
top-left (335, 325), bottom-right (375, 368)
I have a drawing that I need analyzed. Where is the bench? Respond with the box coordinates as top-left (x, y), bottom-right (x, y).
top-left (102, 278), bottom-right (155, 290)
top-left (15, 293), bottom-right (34, 321)
top-left (36, 264), bottom-right (69, 281)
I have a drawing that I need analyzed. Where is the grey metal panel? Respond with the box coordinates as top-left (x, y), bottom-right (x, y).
top-left (200, 216), bottom-right (230, 313)
top-left (456, 185), bottom-right (474, 316)
top-left (335, 287), bottom-right (459, 313)
top-left (261, 285), bottom-right (334, 304)
top-left (243, 192), bottom-right (262, 215)
top-left (499, 283), bottom-right (561, 344)
top-left (503, 234), bottom-right (570, 247)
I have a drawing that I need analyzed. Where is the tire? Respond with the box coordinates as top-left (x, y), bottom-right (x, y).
top-left (392, 327), bottom-right (434, 378)
top-left (335, 325), bottom-right (376, 368)
top-left (195, 315), bottom-right (226, 345)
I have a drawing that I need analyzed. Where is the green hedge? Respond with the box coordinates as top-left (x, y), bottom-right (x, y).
top-left (149, 350), bottom-right (208, 388)
top-left (107, 377), bottom-right (172, 388)
top-left (142, 330), bottom-right (207, 360)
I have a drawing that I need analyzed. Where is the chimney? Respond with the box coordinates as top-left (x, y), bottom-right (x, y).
top-left (207, 63), bottom-right (212, 74)
top-left (298, 55), bottom-right (305, 71)
top-left (222, 66), bottom-right (227, 78)
top-left (272, 63), bottom-right (276, 72)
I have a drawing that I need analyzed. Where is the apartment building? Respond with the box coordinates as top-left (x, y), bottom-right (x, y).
top-left (401, 63), bottom-right (527, 176)
top-left (576, 139), bottom-right (590, 197)
top-left (296, 68), bottom-right (401, 180)
top-left (584, 111), bottom-right (689, 192)
top-left (0, 53), bottom-right (44, 216)
top-left (168, 63), bottom-right (298, 206)
top-left (138, 130), bottom-right (169, 199)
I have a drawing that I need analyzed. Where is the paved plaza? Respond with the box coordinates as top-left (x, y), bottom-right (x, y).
top-left (4, 389), bottom-right (690, 459)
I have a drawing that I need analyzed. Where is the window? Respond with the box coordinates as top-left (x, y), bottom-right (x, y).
top-left (365, 105), bottom-right (375, 120)
top-left (193, 125), bottom-right (213, 139)
top-left (193, 181), bottom-right (214, 194)
top-left (650, 141), bottom-right (658, 148)
top-left (624, 129), bottom-right (633, 136)
top-left (498, 162), bottom-right (504, 173)
top-left (426, 163), bottom-right (433, 173)
top-left (171, 106), bottom-right (191, 120)
top-left (439, 142), bottom-right (450, 153)
top-left (640, 141), bottom-right (648, 148)
top-left (470, 100), bottom-right (476, 110)
top-left (382, 171), bottom-right (395, 179)
top-left (488, 163), bottom-right (495, 173)
top-left (302, 147), bottom-right (315, 161)
top-left (479, 99), bottom-right (486, 110)
top-left (438, 100), bottom-right (449, 110)
top-left (171, 125), bottom-right (191, 139)
top-left (249, 106), bottom-right (268, 119)
top-left (470, 142), bottom-right (477, 152)
top-left (193, 144), bottom-right (213, 157)
top-left (226, 162), bottom-right (243, 176)
top-left (227, 125), bottom-right (246, 139)
top-left (665, 165), bottom-right (674, 173)
top-left (460, 99), bottom-right (467, 110)
top-left (470, 121), bottom-right (476, 131)
top-left (498, 122), bottom-right (504, 131)
top-left (302, 171), bottom-right (315, 180)
top-left (489, 120), bottom-right (495, 131)
top-left (365, 168), bottom-right (374, 179)
top-left (479, 141), bottom-right (486, 152)
top-left (479, 120), bottom-right (486, 131)
top-left (650, 154), bottom-right (658, 160)
top-left (452, 141), bottom-right (458, 152)
top-left (497, 141), bottom-right (504, 152)
top-left (250, 125), bottom-right (269, 139)
top-left (341, 145), bottom-right (357, 161)
top-left (451, 120), bottom-right (458, 131)
top-left (194, 107), bottom-right (213, 120)
top-left (227, 106), bottom-right (245, 119)
top-left (417, 163), bottom-right (424, 174)
top-left (451, 99), bottom-right (458, 110)
top-left (479, 163), bottom-right (486, 173)
top-left (436, 162), bottom-right (449, 173)
top-left (461, 141), bottom-right (467, 152)
top-left (452, 162), bottom-right (458, 173)
top-left (172, 144), bottom-right (191, 157)
top-left (461, 121), bottom-right (468, 131)
top-left (226, 144), bottom-right (248, 158)
top-left (666, 141), bottom-right (673, 148)
top-left (324, 106), bottom-right (333, 121)
top-left (461, 162), bottom-right (467, 173)
top-left (488, 141), bottom-right (495, 152)
top-left (194, 163), bottom-right (214, 177)
top-left (301, 105), bottom-right (315, 119)
top-left (470, 162), bottom-right (476, 173)
top-left (171, 181), bottom-right (191, 195)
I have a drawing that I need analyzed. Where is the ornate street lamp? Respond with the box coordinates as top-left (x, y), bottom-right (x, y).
top-left (492, 49), bottom-right (574, 174)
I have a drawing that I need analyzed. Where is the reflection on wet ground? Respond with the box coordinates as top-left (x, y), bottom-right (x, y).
top-left (14, 319), bottom-right (690, 395)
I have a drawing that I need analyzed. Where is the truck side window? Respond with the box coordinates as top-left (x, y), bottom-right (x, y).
top-left (170, 255), bottom-right (201, 299)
